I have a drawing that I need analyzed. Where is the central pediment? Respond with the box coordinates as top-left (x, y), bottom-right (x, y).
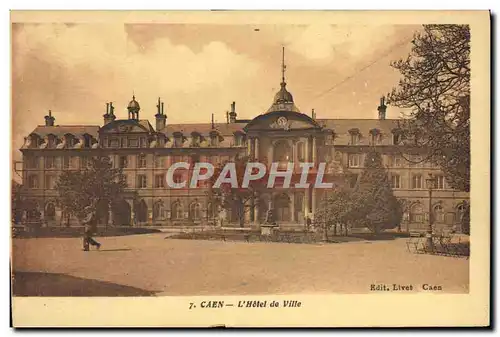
top-left (99, 119), bottom-right (153, 134)
top-left (244, 111), bottom-right (321, 133)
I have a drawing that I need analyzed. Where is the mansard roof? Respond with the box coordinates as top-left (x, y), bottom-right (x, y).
top-left (29, 125), bottom-right (100, 138)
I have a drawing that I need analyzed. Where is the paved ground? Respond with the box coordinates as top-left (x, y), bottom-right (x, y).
top-left (12, 233), bottom-right (469, 296)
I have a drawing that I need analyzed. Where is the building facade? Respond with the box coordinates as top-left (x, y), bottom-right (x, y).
top-left (18, 63), bottom-right (469, 232)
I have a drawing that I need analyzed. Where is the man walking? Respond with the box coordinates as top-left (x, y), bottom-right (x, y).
top-left (81, 203), bottom-right (101, 251)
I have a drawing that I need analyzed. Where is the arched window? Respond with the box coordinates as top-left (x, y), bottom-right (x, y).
top-left (190, 202), bottom-right (202, 220)
top-left (45, 202), bottom-right (56, 220)
top-left (273, 140), bottom-right (292, 163)
top-left (153, 201), bottom-right (165, 220)
top-left (433, 204), bottom-right (444, 223)
top-left (172, 201), bottom-right (183, 220)
top-left (410, 203), bottom-right (424, 223)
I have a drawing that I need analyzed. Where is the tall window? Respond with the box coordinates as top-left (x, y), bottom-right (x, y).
top-left (172, 202), bottom-right (183, 220)
top-left (137, 154), bottom-right (147, 168)
top-left (191, 134), bottom-right (201, 147)
top-left (119, 156), bottom-right (128, 168)
top-left (174, 136), bottom-right (183, 147)
top-left (140, 137), bottom-right (147, 148)
top-left (393, 133), bottom-right (401, 145)
top-left (391, 174), bottom-right (401, 189)
top-left (154, 156), bottom-right (164, 168)
top-left (348, 154), bottom-right (361, 168)
top-left (44, 175), bottom-right (55, 189)
top-left (154, 174), bottom-right (165, 188)
top-left (62, 156), bottom-right (70, 169)
top-left (153, 201), bottom-right (165, 220)
top-left (412, 174), bottom-right (423, 189)
top-left (45, 157), bottom-right (55, 169)
top-left (370, 132), bottom-right (382, 145)
top-left (433, 204), bottom-right (444, 223)
top-left (297, 142), bottom-right (305, 162)
top-left (25, 156), bottom-right (38, 169)
top-left (233, 134), bottom-right (242, 147)
top-left (190, 202), bottom-right (202, 220)
top-left (210, 135), bottom-right (219, 147)
top-left (137, 174), bottom-right (147, 188)
top-left (436, 175), bottom-right (445, 189)
top-left (392, 155), bottom-right (403, 167)
top-left (410, 203), bottom-right (424, 223)
top-left (350, 133), bottom-right (360, 145)
top-left (28, 175), bottom-right (39, 189)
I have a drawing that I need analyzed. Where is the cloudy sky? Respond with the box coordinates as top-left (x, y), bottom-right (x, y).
top-left (12, 23), bottom-right (420, 160)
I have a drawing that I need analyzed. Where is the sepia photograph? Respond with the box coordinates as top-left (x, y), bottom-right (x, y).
top-left (9, 10), bottom-right (490, 327)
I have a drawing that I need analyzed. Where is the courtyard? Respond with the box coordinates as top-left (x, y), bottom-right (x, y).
top-left (11, 233), bottom-right (469, 296)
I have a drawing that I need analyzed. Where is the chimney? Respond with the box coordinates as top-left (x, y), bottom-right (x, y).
top-left (44, 110), bottom-right (55, 126)
top-left (311, 108), bottom-right (316, 120)
top-left (155, 97), bottom-right (167, 132)
top-left (211, 113), bottom-right (215, 129)
top-left (377, 96), bottom-right (387, 120)
top-left (103, 102), bottom-right (116, 125)
top-left (229, 101), bottom-right (237, 123)
top-left (226, 111), bottom-right (229, 124)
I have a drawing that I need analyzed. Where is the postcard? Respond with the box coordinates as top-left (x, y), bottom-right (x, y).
top-left (10, 10), bottom-right (490, 327)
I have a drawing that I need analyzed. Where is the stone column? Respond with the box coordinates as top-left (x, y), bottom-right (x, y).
top-left (311, 188), bottom-right (317, 218)
top-left (255, 138), bottom-right (260, 160)
top-left (108, 207), bottom-right (114, 226)
top-left (291, 192), bottom-right (296, 222)
top-left (312, 136), bottom-right (317, 165)
top-left (305, 137), bottom-right (310, 163)
top-left (247, 137), bottom-right (252, 157)
top-left (304, 190), bottom-right (310, 215)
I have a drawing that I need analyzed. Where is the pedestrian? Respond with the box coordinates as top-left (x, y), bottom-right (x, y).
top-left (82, 204), bottom-right (101, 251)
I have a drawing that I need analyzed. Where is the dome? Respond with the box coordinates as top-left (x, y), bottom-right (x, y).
top-left (127, 95), bottom-right (140, 110)
top-left (273, 82), bottom-right (294, 104)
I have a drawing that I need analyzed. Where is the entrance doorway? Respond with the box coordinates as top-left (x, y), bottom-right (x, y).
top-left (274, 193), bottom-right (291, 222)
top-left (113, 199), bottom-right (131, 226)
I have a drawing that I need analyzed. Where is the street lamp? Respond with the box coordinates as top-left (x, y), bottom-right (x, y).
top-left (425, 173), bottom-right (438, 250)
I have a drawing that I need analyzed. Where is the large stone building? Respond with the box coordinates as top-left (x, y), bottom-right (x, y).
top-left (18, 56), bottom-right (469, 232)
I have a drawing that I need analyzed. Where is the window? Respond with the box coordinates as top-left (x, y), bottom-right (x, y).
top-left (410, 203), bottom-right (424, 223)
top-left (191, 135), bottom-right (201, 147)
top-left (412, 174), bottom-right (423, 189)
top-left (81, 156), bottom-right (88, 168)
top-left (174, 136), bottom-right (183, 148)
top-left (44, 175), bottom-right (55, 189)
top-left (433, 204), bottom-right (444, 223)
top-left (172, 202), bottom-right (183, 220)
top-left (28, 175), bottom-right (39, 188)
top-left (154, 156), bottom-right (164, 168)
top-left (45, 157), bottom-right (55, 169)
top-left (119, 156), bottom-right (128, 168)
top-left (370, 133), bottom-right (382, 145)
top-left (153, 201), bottom-right (165, 220)
top-left (391, 174), bottom-right (401, 189)
top-left (121, 138), bottom-right (127, 148)
top-left (456, 203), bottom-right (467, 223)
top-left (25, 156), bottom-right (39, 169)
top-left (392, 155), bottom-right (403, 167)
top-left (233, 135), bottom-right (242, 147)
top-left (435, 175), bottom-right (445, 189)
top-left (411, 155), bottom-right (423, 167)
top-left (137, 174), bottom-right (147, 188)
top-left (123, 174), bottom-right (129, 187)
top-left (210, 135), bottom-right (219, 147)
top-left (140, 137), bottom-right (147, 148)
top-left (190, 203), bottom-right (202, 220)
top-left (62, 156), bottom-right (70, 169)
top-left (393, 133), bottom-right (401, 145)
top-left (109, 138), bottom-right (119, 148)
top-left (154, 174), bottom-right (165, 188)
top-left (207, 202), bottom-right (214, 219)
top-left (137, 154), bottom-right (147, 168)
top-left (348, 154), bottom-right (361, 168)
top-left (297, 142), bottom-right (305, 162)
top-left (350, 133), bottom-right (360, 145)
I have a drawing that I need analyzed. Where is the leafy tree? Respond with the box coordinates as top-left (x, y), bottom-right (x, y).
top-left (55, 154), bottom-right (127, 227)
top-left (353, 150), bottom-right (403, 234)
top-left (315, 188), bottom-right (357, 240)
top-left (388, 24), bottom-right (470, 192)
top-left (11, 180), bottom-right (23, 223)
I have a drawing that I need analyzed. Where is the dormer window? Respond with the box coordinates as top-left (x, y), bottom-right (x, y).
top-left (348, 129), bottom-right (360, 145)
top-left (369, 129), bottom-right (382, 145)
top-left (391, 128), bottom-right (403, 145)
top-left (191, 133), bottom-right (201, 147)
top-left (233, 132), bottom-right (245, 147)
top-left (209, 131), bottom-right (220, 147)
top-left (173, 132), bottom-right (184, 148)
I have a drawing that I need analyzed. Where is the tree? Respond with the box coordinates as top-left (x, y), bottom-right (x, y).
top-left (353, 150), bottom-right (403, 234)
top-left (208, 155), bottom-right (266, 228)
top-left (55, 154), bottom-right (127, 227)
top-left (388, 24), bottom-right (470, 192)
top-left (11, 180), bottom-right (23, 223)
top-left (315, 188), bottom-right (357, 240)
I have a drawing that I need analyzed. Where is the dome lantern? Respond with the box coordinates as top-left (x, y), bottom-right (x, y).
top-left (127, 94), bottom-right (140, 120)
